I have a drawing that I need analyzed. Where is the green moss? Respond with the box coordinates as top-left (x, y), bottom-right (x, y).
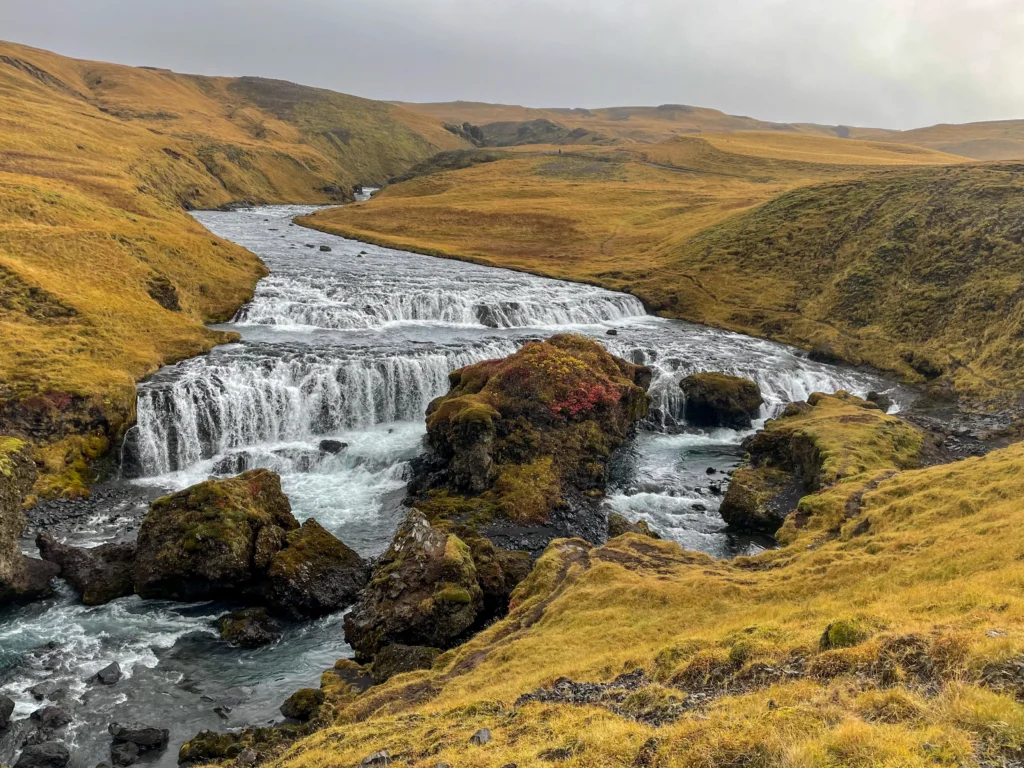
top-left (820, 619), bottom-right (873, 650)
top-left (434, 585), bottom-right (474, 605)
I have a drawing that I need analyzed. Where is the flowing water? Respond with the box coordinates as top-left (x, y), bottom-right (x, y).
top-left (0, 206), bottom-right (907, 766)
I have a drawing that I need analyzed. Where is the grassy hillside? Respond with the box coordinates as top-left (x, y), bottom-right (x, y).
top-left (862, 120), bottom-right (1024, 161)
top-left (0, 41), bottom-right (465, 496)
top-left (301, 134), bottom-right (1024, 401)
top-left (266, 406), bottom-right (1024, 767)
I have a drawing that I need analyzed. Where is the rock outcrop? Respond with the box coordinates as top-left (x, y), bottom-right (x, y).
top-left (607, 512), bottom-right (660, 540)
top-left (680, 372), bottom-right (763, 430)
top-left (263, 519), bottom-right (369, 620)
top-left (132, 470), bottom-right (367, 617)
top-left (720, 392), bottom-right (923, 535)
top-left (0, 439), bottom-right (58, 606)
top-left (412, 334), bottom-right (651, 551)
top-left (36, 533), bottom-right (135, 606)
top-left (344, 510), bottom-right (483, 662)
top-left (219, 607), bottom-right (283, 648)
top-left (369, 644), bottom-right (440, 684)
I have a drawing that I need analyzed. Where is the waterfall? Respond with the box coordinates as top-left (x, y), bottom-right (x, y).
top-left (130, 341), bottom-right (520, 476)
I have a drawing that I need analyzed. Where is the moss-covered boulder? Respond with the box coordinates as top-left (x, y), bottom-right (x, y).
top-left (133, 469), bottom-right (298, 601)
top-left (369, 644), bottom-right (440, 684)
top-left (219, 607), bottom-right (283, 648)
top-left (344, 510), bottom-right (483, 662)
top-left (280, 688), bottom-right (324, 722)
top-left (720, 393), bottom-right (923, 535)
top-left (680, 372), bottom-right (764, 430)
top-left (0, 439), bottom-right (58, 606)
top-left (36, 532), bottom-right (135, 606)
top-left (413, 334), bottom-right (651, 549)
top-left (263, 519), bottom-right (369, 619)
top-left (607, 512), bottom-right (660, 540)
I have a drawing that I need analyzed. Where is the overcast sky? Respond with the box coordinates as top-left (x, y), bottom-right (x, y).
top-left (2, 0), bottom-right (1022, 130)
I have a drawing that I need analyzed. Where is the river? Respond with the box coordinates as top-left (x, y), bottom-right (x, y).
top-left (0, 206), bottom-right (905, 766)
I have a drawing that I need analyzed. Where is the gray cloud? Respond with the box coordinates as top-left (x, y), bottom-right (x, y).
top-left (1, 0), bottom-right (1022, 129)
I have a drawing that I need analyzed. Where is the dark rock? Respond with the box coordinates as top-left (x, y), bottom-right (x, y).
top-left (30, 681), bottom-right (60, 701)
top-left (607, 513), bottom-right (660, 540)
top-left (219, 608), bottom-right (282, 648)
top-left (108, 722), bottom-right (170, 750)
top-left (133, 470), bottom-right (298, 601)
top-left (807, 342), bottom-right (843, 365)
top-left (470, 728), bottom-right (492, 746)
top-left (237, 748), bottom-right (258, 766)
top-left (680, 373), bottom-right (763, 430)
top-left (1, 442), bottom-right (57, 606)
top-left (706, 467), bottom-right (717, 475)
top-left (262, 518), bottom-right (369, 619)
top-left (319, 245), bottom-right (332, 252)
top-left (14, 742), bottom-right (70, 768)
top-left (464, 536), bottom-right (532, 619)
top-left (279, 688), bottom-right (324, 722)
top-left (344, 510), bottom-right (483, 662)
top-left (361, 752), bottom-right (391, 766)
top-left (0, 693), bottom-right (14, 729)
top-left (94, 662), bottom-right (122, 685)
top-left (369, 644), bottom-right (441, 684)
top-left (317, 440), bottom-right (348, 455)
top-left (178, 730), bottom-right (241, 764)
top-left (110, 742), bottom-right (139, 767)
top-left (146, 274), bottom-right (180, 312)
top-left (30, 706), bottom-right (71, 730)
top-left (37, 533), bottom-right (136, 606)
top-left (605, 329), bottom-right (618, 336)
top-left (866, 391), bottom-right (894, 412)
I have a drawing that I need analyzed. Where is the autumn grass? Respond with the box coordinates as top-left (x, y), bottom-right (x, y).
top-left (0, 41), bottom-right (463, 495)
top-left (300, 134), bottom-right (1024, 401)
top-left (267, 430), bottom-right (1024, 767)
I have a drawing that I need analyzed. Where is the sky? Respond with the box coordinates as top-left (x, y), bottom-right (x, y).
top-left (1, 0), bottom-right (1022, 130)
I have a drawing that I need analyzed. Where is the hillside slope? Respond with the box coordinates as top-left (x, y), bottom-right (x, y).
top-left (302, 135), bottom-right (1023, 401)
top-left (0, 41), bottom-right (465, 496)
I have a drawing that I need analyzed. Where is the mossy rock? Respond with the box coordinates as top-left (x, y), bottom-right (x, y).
top-left (680, 372), bottom-right (764, 429)
top-left (280, 687), bottom-right (325, 722)
top-left (133, 469), bottom-right (298, 601)
top-left (820, 619), bottom-right (872, 650)
top-left (219, 607), bottom-right (283, 648)
top-left (369, 644), bottom-right (441, 684)
top-left (607, 513), bottom-right (661, 540)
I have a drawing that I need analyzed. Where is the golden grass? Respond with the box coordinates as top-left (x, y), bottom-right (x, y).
top-left (267, 427), bottom-right (1024, 767)
top-left (302, 134), bottom-right (1024, 400)
top-left (0, 41), bottom-right (464, 494)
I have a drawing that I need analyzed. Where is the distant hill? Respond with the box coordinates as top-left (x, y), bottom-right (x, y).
top-left (0, 41), bottom-right (465, 495)
top-left (398, 100), bottom-right (1024, 160)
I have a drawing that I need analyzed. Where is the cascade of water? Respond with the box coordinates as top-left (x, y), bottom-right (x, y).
top-left (131, 340), bottom-right (520, 476)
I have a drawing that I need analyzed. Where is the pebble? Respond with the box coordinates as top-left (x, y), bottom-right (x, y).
top-left (469, 728), bottom-right (492, 746)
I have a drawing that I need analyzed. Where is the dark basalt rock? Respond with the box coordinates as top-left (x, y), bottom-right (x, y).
top-left (262, 519), bottom-right (369, 620)
top-left (0, 694), bottom-right (14, 729)
top-left (36, 533), bottom-right (135, 606)
top-left (94, 662), bottom-right (122, 685)
top-left (110, 742), bottom-right (139, 766)
top-left (369, 644), bottom-right (441, 684)
top-left (344, 510), bottom-right (483, 662)
top-left (607, 513), bottom-right (660, 540)
top-left (680, 372), bottom-right (763, 430)
top-left (317, 439), bottom-right (348, 455)
top-left (14, 742), bottom-right (70, 768)
top-left (30, 706), bottom-right (71, 731)
top-left (219, 607), bottom-right (283, 648)
top-left (108, 722), bottom-right (169, 750)
top-left (177, 731), bottom-right (241, 764)
top-left (1, 442), bottom-right (58, 606)
top-left (318, 245), bottom-right (332, 252)
top-left (133, 469), bottom-right (297, 601)
top-left (279, 688), bottom-right (324, 722)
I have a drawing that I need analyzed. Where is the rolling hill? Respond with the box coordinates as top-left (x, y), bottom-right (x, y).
top-left (0, 41), bottom-right (466, 496)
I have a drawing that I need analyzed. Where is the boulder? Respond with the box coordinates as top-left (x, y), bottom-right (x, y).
top-left (36, 533), bottom-right (135, 606)
top-left (94, 662), bottom-right (122, 686)
top-left (464, 536), bottom-right (532, 619)
top-left (110, 742), bottom-right (139, 767)
top-left (319, 245), bottom-right (332, 252)
top-left (30, 681), bottom-right (60, 701)
top-left (680, 372), bottom-right (763, 430)
top-left (470, 728), bottom-right (492, 746)
top-left (133, 470), bottom-right (298, 601)
top-left (317, 440), bottom-right (348, 455)
top-left (607, 513), bottom-right (660, 540)
top-left (344, 510), bottom-right (483, 662)
top-left (0, 693), bottom-right (14, 729)
top-left (30, 706), bottom-right (71, 731)
top-left (0, 441), bottom-right (58, 606)
top-left (177, 731), bottom-right (241, 764)
top-left (108, 722), bottom-right (169, 751)
top-left (219, 607), bottom-right (282, 648)
top-left (262, 519), bottom-right (369, 619)
top-left (369, 644), bottom-right (441, 684)
top-left (14, 742), bottom-right (70, 768)
top-left (279, 688), bottom-right (324, 722)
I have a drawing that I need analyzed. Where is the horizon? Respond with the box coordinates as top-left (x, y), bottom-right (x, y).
top-left (2, 0), bottom-right (1022, 131)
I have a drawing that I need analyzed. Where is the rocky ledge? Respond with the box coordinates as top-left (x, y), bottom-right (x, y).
top-left (679, 372), bottom-right (763, 430)
top-left (719, 392), bottom-right (924, 536)
top-left (344, 335), bottom-right (651, 662)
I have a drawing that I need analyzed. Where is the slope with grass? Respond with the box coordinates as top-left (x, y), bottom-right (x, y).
top-left (0, 41), bottom-right (465, 496)
top-left (301, 134), bottom-right (1024, 402)
top-left (254, 399), bottom-right (1024, 768)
